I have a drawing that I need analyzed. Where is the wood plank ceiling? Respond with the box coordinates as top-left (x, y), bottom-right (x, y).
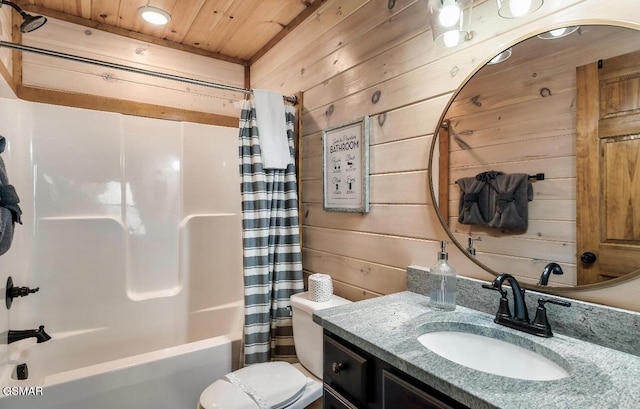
top-left (17, 0), bottom-right (321, 63)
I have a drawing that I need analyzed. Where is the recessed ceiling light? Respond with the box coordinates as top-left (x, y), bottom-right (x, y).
top-left (537, 26), bottom-right (580, 40)
top-left (138, 6), bottom-right (171, 25)
top-left (497, 0), bottom-right (544, 18)
top-left (487, 48), bottom-right (512, 65)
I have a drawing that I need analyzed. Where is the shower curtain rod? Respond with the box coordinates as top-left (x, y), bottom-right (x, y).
top-left (0, 40), bottom-right (298, 104)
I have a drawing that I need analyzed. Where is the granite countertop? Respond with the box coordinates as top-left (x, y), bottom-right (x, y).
top-left (313, 291), bottom-right (640, 409)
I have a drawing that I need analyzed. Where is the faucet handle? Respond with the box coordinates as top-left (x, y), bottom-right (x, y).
top-left (538, 298), bottom-right (571, 308)
top-left (481, 283), bottom-right (507, 298)
top-left (5, 276), bottom-right (40, 310)
top-left (481, 283), bottom-right (511, 320)
top-left (532, 298), bottom-right (571, 337)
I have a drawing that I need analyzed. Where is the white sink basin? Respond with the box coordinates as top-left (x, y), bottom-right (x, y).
top-left (417, 330), bottom-right (570, 381)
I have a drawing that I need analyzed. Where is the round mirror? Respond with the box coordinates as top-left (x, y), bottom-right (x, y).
top-left (429, 24), bottom-right (640, 291)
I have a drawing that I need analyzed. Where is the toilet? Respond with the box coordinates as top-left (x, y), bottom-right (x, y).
top-left (198, 291), bottom-right (351, 409)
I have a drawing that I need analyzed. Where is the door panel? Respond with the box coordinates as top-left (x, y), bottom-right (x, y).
top-left (576, 49), bottom-right (640, 285)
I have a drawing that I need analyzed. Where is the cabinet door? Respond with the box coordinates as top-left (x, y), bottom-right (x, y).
top-left (323, 335), bottom-right (369, 404)
top-left (324, 384), bottom-right (358, 409)
top-left (382, 370), bottom-right (458, 409)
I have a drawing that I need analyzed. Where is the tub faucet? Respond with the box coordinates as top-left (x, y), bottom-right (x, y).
top-left (8, 325), bottom-right (51, 344)
top-left (538, 262), bottom-right (563, 286)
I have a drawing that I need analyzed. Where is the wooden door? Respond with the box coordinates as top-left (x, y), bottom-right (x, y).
top-left (576, 49), bottom-right (640, 285)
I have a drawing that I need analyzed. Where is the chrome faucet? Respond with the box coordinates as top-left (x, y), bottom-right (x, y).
top-left (538, 263), bottom-right (563, 286)
top-left (8, 325), bottom-right (51, 344)
top-left (482, 274), bottom-right (570, 337)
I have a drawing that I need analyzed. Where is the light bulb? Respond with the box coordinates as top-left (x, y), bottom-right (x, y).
top-left (443, 30), bottom-right (461, 48)
top-left (138, 6), bottom-right (171, 25)
top-left (508, 0), bottom-right (532, 18)
top-left (549, 28), bottom-right (568, 37)
top-left (439, 1), bottom-right (461, 28)
top-left (537, 26), bottom-right (580, 40)
top-left (487, 48), bottom-right (512, 65)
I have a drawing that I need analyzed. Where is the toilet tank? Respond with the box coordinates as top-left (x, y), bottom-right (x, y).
top-left (290, 292), bottom-right (351, 379)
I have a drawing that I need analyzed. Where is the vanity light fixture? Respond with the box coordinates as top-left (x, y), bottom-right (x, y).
top-left (427, 0), bottom-right (473, 48)
top-left (138, 6), bottom-right (171, 25)
top-left (487, 47), bottom-right (512, 65)
top-left (496, 0), bottom-right (543, 18)
top-left (537, 26), bottom-right (580, 40)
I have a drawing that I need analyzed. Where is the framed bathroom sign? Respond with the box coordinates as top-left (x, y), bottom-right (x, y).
top-left (322, 116), bottom-right (370, 213)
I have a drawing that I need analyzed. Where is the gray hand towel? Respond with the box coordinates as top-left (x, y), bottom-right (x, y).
top-left (456, 171), bottom-right (507, 227)
top-left (487, 173), bottom-right (533, 231)
top-left (456, 176), bottom-right (490, 226)
top-left (0, 136), bottom-right (22, 256)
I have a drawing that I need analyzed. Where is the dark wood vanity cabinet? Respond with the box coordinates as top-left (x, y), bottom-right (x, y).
top-left (323, 331), bottom-right (468, 409)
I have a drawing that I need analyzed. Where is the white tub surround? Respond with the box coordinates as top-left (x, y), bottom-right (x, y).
top-left (0, 96), bottom-right (244, 388)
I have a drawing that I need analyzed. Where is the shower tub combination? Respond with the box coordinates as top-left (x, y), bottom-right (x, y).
top-left (0, 100), bottom-right (245, 408)
top-left (1, 215), bottom-right (244, 408)
top-left (1, 334), bottom-right (241, 409)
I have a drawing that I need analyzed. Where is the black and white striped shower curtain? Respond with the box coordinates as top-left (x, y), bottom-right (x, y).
top-left (238, 98), bottom-right (304, 365)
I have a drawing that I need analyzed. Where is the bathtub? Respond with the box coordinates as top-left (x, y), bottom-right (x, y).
top-left (0, 333), bottom-right (241, 409)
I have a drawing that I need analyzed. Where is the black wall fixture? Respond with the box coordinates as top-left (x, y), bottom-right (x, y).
top-left (5, 276), bottom-right (39, 309)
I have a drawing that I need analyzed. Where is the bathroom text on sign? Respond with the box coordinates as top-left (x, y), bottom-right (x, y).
top-left (322, 116), bottom-right (369, 213)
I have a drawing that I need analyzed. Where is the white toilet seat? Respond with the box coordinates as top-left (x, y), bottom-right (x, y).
top-left (199, 361), bottom-right (311, 409)
top-left (199, 292), bottom-right (351, 409)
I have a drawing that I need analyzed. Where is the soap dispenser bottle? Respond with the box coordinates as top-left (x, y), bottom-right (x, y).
top-left (429, 240), bottom-right (456, 311)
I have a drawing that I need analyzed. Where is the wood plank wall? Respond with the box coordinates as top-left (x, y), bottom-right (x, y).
top-left (0, 7), bottom-right (14, 92)
top-left (251, 0), bottom-right (640, 306)
top-left (2, 14), bottom-right (245, 126)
